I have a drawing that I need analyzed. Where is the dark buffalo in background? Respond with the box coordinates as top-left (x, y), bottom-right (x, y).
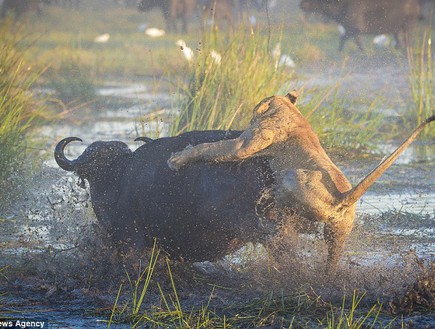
top-left (54, 131), bottom-right (275, 262)
top-left (419, 0), bottom-right (435, 19)
top-left (1, 0), bottom-right (41, 18)
top-left (136, 0), bottom-right (271, 33)
top-left (137, 0), bottom-right (197, 33)
top-left (205, 0), bottom-right (273, 27)
top-left (299, 0), bottom-right (421, 51)
top-left (0, 0), bottom-right (82, 18)
top-left (202, 0), bottom-right (235, 29)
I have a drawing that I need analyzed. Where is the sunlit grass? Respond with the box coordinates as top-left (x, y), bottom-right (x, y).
top-left (0, 19), bottom-right (50, 208)
top-left (406, 29), bottom-right (435, 138)
top-left (169, 24), bottom-right (385, 150)
top-left (299, 85), bottom-right (385, 151)
top-left (169, 25), bottom-right (292, 135)
top-left (106, 243), bottom-right (393, 328)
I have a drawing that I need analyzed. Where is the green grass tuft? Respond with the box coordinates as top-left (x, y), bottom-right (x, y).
top-left (169, 25), bottom-right (291, 135)
top-left (0, 19), bottom-right (49, 208)
top-left (106, 243), bottom-right (392, 328)
top-left (299, 84), bottom-right (385, 151)
top-left (406, 29), bottom-right (435, 138)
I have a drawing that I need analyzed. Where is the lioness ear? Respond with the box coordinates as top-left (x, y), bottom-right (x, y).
top-left (286, 90), bottom-right (298, 104)
top-left (253, 100), bottom-right (271, 118)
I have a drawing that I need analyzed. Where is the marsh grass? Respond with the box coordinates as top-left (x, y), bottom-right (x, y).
top-left (106, 244), bottom-right (391, 328)
top-left (107, 247), bottom-right (220, 328)
top-left (326, 291), bottom-right (383, 329)
top-left (406, 30), bottom-right (435, 138)
top-left (169, 25), bottom-right (385, 150)
top-left (169, 25), bottom-right (291, 135)
top-left (45, 46), bottom-right (97, 105)
top-left (299, 85), bottom-right (385, 151)
top-left (0, 20), bottom-right (49, 207)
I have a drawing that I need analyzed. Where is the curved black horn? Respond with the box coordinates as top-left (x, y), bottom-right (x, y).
top-left (54, 137), bottom-right (83, 171)
top-left (134, 137), bottom-right (154, 143)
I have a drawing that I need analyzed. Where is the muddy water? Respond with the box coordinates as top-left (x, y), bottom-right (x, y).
top-left (1, 67), bottom-right (434, 327)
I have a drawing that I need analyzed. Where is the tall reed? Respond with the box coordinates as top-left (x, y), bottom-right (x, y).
top-left (169, 25), bottom-right (291, 135)
top-left (168, 25), bottom-right (384, 151)
top-left (299, 85), bottom-right (385, 151)
top-left (326, 291), bottom-right (383, 329)
top-left (406, 30), bottom-right (435, 138)
top-left (0, 20), bottom-right (47, 206)
top-left (107, 243), bottom-right (219, 328)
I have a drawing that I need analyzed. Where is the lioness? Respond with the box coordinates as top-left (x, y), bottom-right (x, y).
top-left (168, 91), bottom-right (434, 271)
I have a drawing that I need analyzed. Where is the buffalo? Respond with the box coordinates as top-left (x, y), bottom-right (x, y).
top-left (1, 0), bottom-right (41, 18)
top-left (202, 0), bottom-right (235, 29)
top-left (299, 0), bottom-right (421, 51)
top-left (55, 130), bottom-right (275, 262)
top-left (137, 0), bottom-right (197, 33)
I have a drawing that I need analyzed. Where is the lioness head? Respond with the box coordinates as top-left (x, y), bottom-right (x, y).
top-left (251, 90), bottom-right (299, 123)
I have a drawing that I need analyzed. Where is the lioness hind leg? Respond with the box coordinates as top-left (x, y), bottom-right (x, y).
top-left (323, 220), bottom-right (354, 273)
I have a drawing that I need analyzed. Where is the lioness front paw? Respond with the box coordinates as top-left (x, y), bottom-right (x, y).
top-left (167, 153), bottom-right (183, 171)
top-left (167, 145), bottom-right (195, 170)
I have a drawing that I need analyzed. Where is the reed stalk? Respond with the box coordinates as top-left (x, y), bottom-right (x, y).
top-left (0, 19), bottom-right (48, 206)
top-left (406, 30), bottom-right (435, 138)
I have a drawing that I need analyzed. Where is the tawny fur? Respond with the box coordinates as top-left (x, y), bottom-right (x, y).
top-left (168, 92), bottom-right (434, 271)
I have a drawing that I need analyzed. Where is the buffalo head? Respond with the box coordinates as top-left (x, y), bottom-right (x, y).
top-left (55, 138), bottom-right (133, 235)
top-left (55, 137), bottom-right (132, 180)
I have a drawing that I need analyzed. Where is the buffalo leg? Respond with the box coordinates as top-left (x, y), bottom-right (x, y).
top-left (394, 31), bottom-right (406, 48)
top-left (181, 18), bottom-right (188, 33)
top-left (338, 34), bottom-right (349, 52)
top-left (353, 35), bottom-right (365, 51)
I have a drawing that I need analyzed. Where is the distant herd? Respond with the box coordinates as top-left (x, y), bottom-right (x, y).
top-left (1, 0), bottom-right (431, 50)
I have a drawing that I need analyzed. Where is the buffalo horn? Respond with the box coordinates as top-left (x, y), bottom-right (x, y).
top-left (134, 137), bottom-right (154, 143)
top-left (54, 137), bottom-right (83, 171)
